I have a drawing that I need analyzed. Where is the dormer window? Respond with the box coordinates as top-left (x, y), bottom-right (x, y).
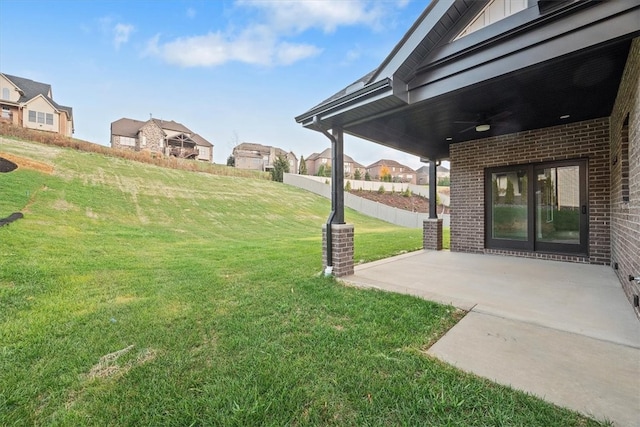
top-left (456, 0), bottom-right (527, 39)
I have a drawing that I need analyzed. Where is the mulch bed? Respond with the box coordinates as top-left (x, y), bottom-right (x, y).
top-left (0, 157), bottom-right (18, 173)
top-left (349, 189), bottom-right (450, 214)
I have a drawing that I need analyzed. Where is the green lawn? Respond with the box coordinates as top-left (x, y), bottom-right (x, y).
top-left (0, 137), bottom-right (604, 426)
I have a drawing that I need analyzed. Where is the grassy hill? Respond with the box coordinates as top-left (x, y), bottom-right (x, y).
top-left (0, 136), bottom-right (603, 426)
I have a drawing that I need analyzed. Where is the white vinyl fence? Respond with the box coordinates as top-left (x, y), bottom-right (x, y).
top-left (283, 173), bottom-right (450, 228)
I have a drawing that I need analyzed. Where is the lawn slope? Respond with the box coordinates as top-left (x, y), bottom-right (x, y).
top-left (0, 137), bottom-right (604, 426)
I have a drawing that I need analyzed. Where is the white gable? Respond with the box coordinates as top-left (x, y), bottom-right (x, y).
top-left (456, 0), bottom-right (527, 40)
top-left (0, 74), bottom-right (21, 103)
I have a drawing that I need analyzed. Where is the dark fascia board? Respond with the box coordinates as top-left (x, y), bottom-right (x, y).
top-left (294, 78), bottom-right (394, 127)
top-left (407, 1), bottom-right (639, 102)
top-left (370, 0), bottom-right (455, 82)
top-left (414, 0), bottom-right (600, 77)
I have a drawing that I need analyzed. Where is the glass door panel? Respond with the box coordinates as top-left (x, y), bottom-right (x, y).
top-left (486, 160), bottom-right (587, 255)
top-left (535, 166), bottom-right (581, 245)
top-left (490, 169), bottom-right (529, 241)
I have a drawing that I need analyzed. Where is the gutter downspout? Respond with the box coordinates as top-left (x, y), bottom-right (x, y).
top-left (313, 116), bottom-right (340, 276)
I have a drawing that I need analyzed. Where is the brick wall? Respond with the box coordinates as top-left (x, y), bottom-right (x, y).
top-left (322, 223), bottom-right (354, 277)
top-left (610, 38), bottom-right (640, 316)
top-left (423, 219), bottom-right (443, 251)
top-left (450, 118), bottom-right (611, 264)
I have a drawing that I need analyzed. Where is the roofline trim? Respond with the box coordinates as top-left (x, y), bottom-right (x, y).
top-left (295, 78), bottom-right (393, 125)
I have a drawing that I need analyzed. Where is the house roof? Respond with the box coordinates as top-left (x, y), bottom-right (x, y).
top-left (2, 73), bottom-right (73, 119)
top-left (416, 165), bottom-right (449, 174)
top-left (233, 142), bottom-right (290, 158)
top-left (367, 159), bottom-right (415, 172)
top-left (111, 117), bottom-right (147, 138)
top-left (296, 1), bottom-right (640, 160)
top-left (151, 119), bottom-right (192, 134)
top-left (111, 117), bottom-right (213, 147)
top-left (191, 134), bottom-right (213, 147)
top-left (305, 147), bottom-right (360, 164)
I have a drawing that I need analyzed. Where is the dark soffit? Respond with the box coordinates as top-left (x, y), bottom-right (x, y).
top-left (342, 38), bottom-right (632, 160)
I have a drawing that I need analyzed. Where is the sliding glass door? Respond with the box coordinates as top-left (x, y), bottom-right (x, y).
top-left (486, 160), bottom-right (587, 254)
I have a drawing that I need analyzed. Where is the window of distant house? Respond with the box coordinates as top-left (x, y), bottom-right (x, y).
top-left (37, 112), bottom-right (45, 124)
top-left (1, 107), bottom-right (10, 118)
top-left (46, 113), bottom-right (53, 125)
top-left (456, 0), bottom-right (527, 39)
top-left (322, 158), bottom-right (327, 164)
top-left (28, 110), bottom-right (36, 122)
top-left (2, 88), bottom-right (9, 100)
top-left (120, 136), bottom-right (135, 147)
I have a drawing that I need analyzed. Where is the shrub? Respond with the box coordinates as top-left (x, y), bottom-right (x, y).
top-left (345, 181), bottom-right (352, 191)
top-left (377, 185), bottom-right (386, 194)
top-left (402, 188), bottom-right (412, 197)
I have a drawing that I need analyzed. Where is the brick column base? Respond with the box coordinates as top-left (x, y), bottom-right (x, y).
top-left (322, 223), bottom-right (354, 277)
top-left (423, 219), bottom-right (443, 251)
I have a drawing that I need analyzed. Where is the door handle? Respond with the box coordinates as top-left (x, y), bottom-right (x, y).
top-left (581, 205), bottom-right (587, 214)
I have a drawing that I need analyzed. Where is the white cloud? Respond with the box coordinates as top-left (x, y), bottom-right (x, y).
top-left (145, 0), bottom-right (405, 68)
top-left (113, 23), bottom-right (134, 49)
top-left (145, 26), bottom-right (321, 67)
top-left (276, 42), bottom-right (323, 65)
top-left (237, 0), bottom-right (386, 33)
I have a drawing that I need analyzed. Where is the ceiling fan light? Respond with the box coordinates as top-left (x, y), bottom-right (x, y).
top-left (475, 124), bottom-right (490, 132)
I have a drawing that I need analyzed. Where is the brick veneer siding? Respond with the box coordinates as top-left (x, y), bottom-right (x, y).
top-left (610, 38), bottom-right (640, 317)
top-left (423, 219), bottom-right (443, 250)
top-left (322, 223), bottom-right (354, 277)
top-left (450, 118), bottom-right (611, 265)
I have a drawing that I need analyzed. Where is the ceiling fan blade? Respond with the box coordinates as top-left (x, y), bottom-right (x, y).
top-left (488, 111), bottom-right (512, 121)
top-left (459, 124), bottom-right (477, 133)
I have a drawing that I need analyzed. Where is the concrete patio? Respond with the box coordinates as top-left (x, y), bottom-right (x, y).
top-left (342, 251), bottom-right (640, 426)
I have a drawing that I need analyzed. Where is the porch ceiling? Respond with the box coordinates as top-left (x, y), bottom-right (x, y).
top-left (343, 38), bottom-right (632, 160)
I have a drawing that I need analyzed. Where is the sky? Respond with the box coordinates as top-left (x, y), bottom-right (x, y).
top-left (0, 0), bottom-right (434, 170)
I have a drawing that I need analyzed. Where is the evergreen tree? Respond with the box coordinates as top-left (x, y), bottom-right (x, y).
top-left (271, 155), bottom-right (290, 182)
top-left (365, 171), bottom-right (371, 181)
top-left (299, 156), bottom-right (307, 175)
top-left (354, 169), bottom-right (362, 180)
top-left (505, 179), bottom-right (515, 204)
top-left (226, 155), bottom-right (235, 167)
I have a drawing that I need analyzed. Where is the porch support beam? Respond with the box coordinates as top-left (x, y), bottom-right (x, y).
top-left (332, 127), bottom-right (345, 225)
top-left (429, 159), bottom-right (437, 219)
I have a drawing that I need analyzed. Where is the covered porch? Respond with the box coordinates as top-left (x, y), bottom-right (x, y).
top-left (295, 0), bottom-right (639, 313)
top-left (342, 250), bottom-right (640, 426)
top-left (166, 133), bottom-right (199, 159)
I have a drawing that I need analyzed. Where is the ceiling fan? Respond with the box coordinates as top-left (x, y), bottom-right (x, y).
top-left (456, 111), bottom-right (512, 133)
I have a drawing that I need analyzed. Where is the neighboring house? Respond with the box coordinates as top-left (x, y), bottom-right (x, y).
top-left (305, 148), bottom-right (365, 178)
top-left (110, 117), bottom-right (213, 162)
top-left (416, 165), bottom-right (450, 185)
top-left (233, 142), bottom-right (297, 173)
top-left (0, 73), bottom-right (73, 136)
top-left (295, 1), bottom-right (640, 313)
top-left (367, 159), bottom-right (417, 184)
